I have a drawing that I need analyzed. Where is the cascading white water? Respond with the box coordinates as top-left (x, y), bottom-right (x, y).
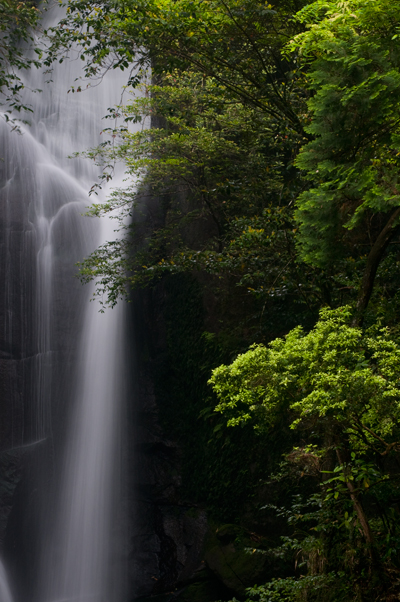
top-left (44, 298), bottom-right (126, 602)
top-left (0, 561), bottom-right (13, 602)
top-left (0, 6), bottom-right (136, 601)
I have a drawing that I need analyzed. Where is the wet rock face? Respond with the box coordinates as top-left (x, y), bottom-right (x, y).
top-left (132, 503), bottom-right (208, 597)
top-left (127, 284), bottom-right (275, 602)
top-left (128, 361), bottom-right (209, 600)
top-left (128, 284), bottom-right (274, 602)
top-left (129, 431), bottom-right (271, 602)
top-left (0, 452), bottom-right (23, 550)
top-left (0, 121), bottom-right (36, 552)
top-left (204, 526), bottom-right (268, 597)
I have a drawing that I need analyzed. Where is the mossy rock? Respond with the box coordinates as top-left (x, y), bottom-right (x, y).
top-left (215, 524), bottom-right (242, 545)
top-left (177, 577), bottom-right (231, 602)
top-left (204, 525), bottom-right (268, 596)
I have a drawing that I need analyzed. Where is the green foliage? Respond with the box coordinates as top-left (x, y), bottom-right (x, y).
top-left (210, 307), bottom-right (400, 596)
top-left (45, 0), bottom-right (309, 128)
top-left (43, 0), bottom-right (331, 315)
top-left (210, 306), bottom-right (400, 454)
top-left (288, 0), bottom-right (400, 267)
top-left (0, 0), bottom-right (42, 119)
top-left (47, 0), bottom-right (400, 328)
top-left (246, 573), bottom-right (345, 602)
top-left (76, 71), bottom-right (312, 309)
top-left (44, 0), bottom-right (400, 322)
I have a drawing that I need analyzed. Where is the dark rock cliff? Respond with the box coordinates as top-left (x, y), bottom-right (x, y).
top-left (127, 276), bottom-right (275, 602)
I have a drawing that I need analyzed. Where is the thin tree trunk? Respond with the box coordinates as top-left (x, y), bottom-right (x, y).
top-left (352, 208), bottom-right (400, 326)
top-left (335, 449), bottom-right (374, 546)
top-left (346, 478), bottom-right (374, 545)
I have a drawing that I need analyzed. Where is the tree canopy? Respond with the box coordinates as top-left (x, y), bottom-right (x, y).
top-left (211, 305), bottom-right (400, 591)
top-left (211, 306), bottom-right (400, 454)
top-left (45, 0), bottom-right (400, 328)
top-left (292, 0), bottom-right (400, 322)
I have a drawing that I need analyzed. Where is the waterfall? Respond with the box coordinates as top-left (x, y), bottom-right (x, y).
top-left (42, 233), bottom-right (127, 602)
top-left (0, 6), bottom-right (134, 601)
top-left (0, 561), bottom-right (13, 602)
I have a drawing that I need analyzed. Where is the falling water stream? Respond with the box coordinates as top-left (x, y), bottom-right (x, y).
top-left (0, 6), bottom-right (135, 601)
top-left (0, 562), bottom-right (13, 602)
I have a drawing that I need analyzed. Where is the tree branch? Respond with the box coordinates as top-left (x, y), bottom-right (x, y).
top-left (352, 206), bottom-right (400, 326)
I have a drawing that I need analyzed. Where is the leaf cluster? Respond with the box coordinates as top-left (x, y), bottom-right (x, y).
top-left (289, 0), bottom-right (400, 267)
top-left (210, 306), bottom-right (400, 456)
top-left (0, 0), bottom-right (42, 118)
